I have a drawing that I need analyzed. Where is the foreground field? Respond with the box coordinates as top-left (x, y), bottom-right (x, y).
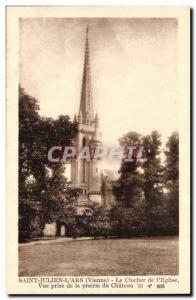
top-left (19, 237), bottom-right (178, 276)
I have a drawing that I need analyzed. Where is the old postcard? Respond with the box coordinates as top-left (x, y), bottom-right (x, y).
top-left (6, 6), bottom-right (190, 294)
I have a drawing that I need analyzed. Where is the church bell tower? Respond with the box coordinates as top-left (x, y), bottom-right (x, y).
top-left (71, 26), bottom-right (102, 206)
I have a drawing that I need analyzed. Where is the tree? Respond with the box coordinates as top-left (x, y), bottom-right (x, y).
top-left (142, 131), bottom-right (163, 206)
top-left (113, 132), bottom-right (144, 207)
top-left (111, 132), bottom-right (148, 237)
top-left (164, 132), bottom-right (179, 234)
top-left (19, 86), bottom-right (40, 188)
top-left (19, 86), bottom-right (78, 240)
top-left (110, 129), bottom-right (179, 237)
top-left (141, 131), bottom-right (165, 234)
top-left (19, 86), bottom-right (42, 240)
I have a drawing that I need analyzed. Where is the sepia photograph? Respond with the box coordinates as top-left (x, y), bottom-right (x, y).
top-left (6, 6), bottom-right (190, 294)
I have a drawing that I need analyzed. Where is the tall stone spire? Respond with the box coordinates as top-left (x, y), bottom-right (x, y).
top-left (79, 26), bottom-right (94, 124)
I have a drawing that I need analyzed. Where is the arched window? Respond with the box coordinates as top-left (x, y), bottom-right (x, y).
top-left (82, 137), bottom-right (86, 183)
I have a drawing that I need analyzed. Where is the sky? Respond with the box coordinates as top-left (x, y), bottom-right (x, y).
top-left (20, 18), bottom-right (178, 170)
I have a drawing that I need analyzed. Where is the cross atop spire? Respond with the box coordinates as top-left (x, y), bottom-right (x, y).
top-left (78, 26), bottom-right (94, 125)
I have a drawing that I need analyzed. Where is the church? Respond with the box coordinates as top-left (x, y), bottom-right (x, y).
top-left (71, 26), bottom-right (119, 214)
top-left (44, 27), bottom-right (118, 236)
top-left (71, 27), bottom-right (103, 214)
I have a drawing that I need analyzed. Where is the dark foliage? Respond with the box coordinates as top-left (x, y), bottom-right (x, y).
top-left (112, 130), bottom-right (179, 237)
top-left (19, 86), bottom-right (78, 241)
